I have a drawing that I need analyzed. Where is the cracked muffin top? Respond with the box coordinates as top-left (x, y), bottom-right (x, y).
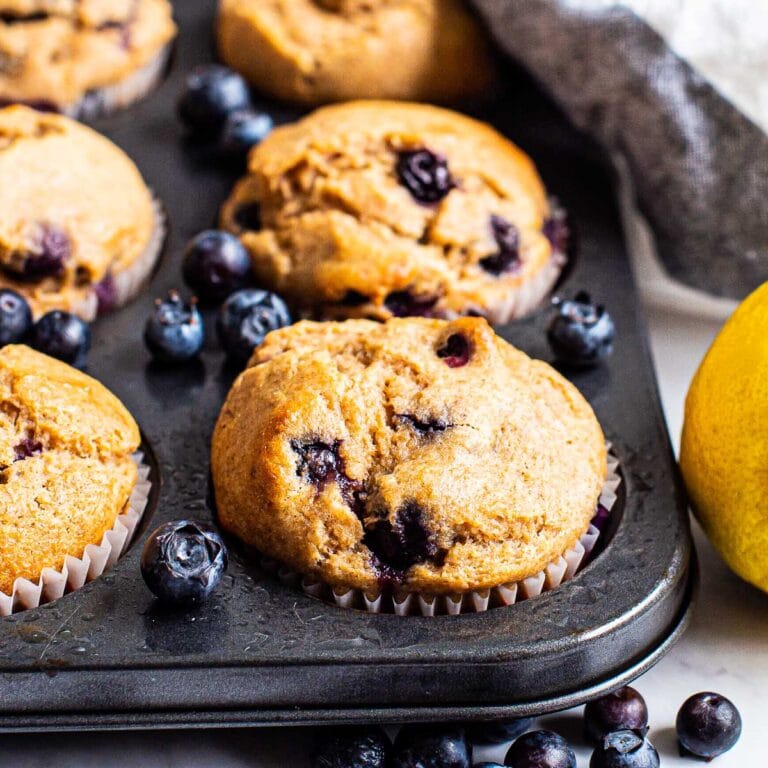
top-left (220, 101), bottom-right (568, 326)
top-left (0, 105), bottom-right (157, 318)
top-left (0, 344), bottom-right (140, 594)
top-left (212, 317), bottom-right (605, 595)
top-left (216, 0), bottom-right (494, 105)
top-left (0, 0), bottom-right (175, 109)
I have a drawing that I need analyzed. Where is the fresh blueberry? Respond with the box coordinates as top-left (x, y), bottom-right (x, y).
top-left (396, 149), bottom-right (455, 204)
top-left (177, 65), bottom-right (252, 133)
top-left (140, 520), bottom-right (228, 606)
top-left (505, 730), bottom-right (576, 768)
top-left (144, 290), bottom-right (204, 363)
top-left (0, 288), bottom-right (32, 346)
top-left (466, 718), bottom-right (533, 745)
top-left (584, 687), bottom-right (649, 745)
top-left (216, 288), bottom-right (291, 363)
top-left (391, 724), bottom-right (472, 768)
top-left (312, 726), bottom-right (390, 768)
top-left (676, 692), bottom-right (742, 760)
top-left (182, 230), bottom-right (252, 302)
top-left (219, 109), bottom-right (273, 157)
top-left (547, 291), bottom-right (615, 368)
top-left (589, 730), bottom-right (659, 768)
top-left (31, 310), bottom-right (91, 368)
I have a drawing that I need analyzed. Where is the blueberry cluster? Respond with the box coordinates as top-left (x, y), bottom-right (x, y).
top-left (177, 64), bottom-right (273, 159)
top-left (0, 288), bottom-right (91, 368)
top-left (308, 686), bottom-right (742, 767)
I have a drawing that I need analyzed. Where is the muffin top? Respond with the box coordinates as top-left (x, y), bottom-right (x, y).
top-left (0, 106), bottom-right (156, 317)
top-left (221, 101), bottom-right (565, 325)
top-left (216, 0), bottom-right (494, 105)
top-left (212, 318), bottom-right (606, 595)
top-left (0, 0), bottom-right (176, 107)
top-left (0, 344), bottom-right (140, 594)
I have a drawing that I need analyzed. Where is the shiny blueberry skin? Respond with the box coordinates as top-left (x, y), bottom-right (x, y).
top-left (312, 726), bottom-right (390, 768)
top-left (676, 692), bottom-right (742, 760)
top-left (391, 725), bottom-right (472, 768)
top-left (584, 687), bottom-right (649, 745)
top-left (140, 520), bottom-right (228, 606)
top-left (466, 718), bottom-right (533, 746)
top-left (216, 288), bottom-right (291, 362)
top-left (31, 310), bottom-right (91, 368)
top-left (144, 291), bottom-right (204, 363)
top-left (0, 288), bottom-right (32, 346)
top-left (589, 730), bottom-right (659, 768)
top-left (396, 149), bottom-right (455, 204)
top-left (220, 109), bottom-right (274, 157)
top-left (178, 65), bottom-right (252, 133)
top-left (547, 291), bottom-right (615, 368)
top-left (505, 730), bottom-right (576, 768)
top-left (182, 230), bottom-right (252, 302)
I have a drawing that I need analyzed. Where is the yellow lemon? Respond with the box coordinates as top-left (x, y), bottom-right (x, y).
top-left (681, 281), bottom-right (768, 592)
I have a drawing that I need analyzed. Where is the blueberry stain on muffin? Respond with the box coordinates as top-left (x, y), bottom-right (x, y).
top-left (479, 215), bottom-right (521, 276)
top-left (394, 414), bottom-right (451, 436)
top-left (437, 334), bottom-right (471, 368)
top-left (396, 149), bottom-right (455, 204)
top-left (384, 290), bottom-right (441, 318)
top-left (13, 437), bottom-right (42, 462)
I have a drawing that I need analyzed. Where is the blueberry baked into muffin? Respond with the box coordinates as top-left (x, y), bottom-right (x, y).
top-left (216, 0), bottom-right (494, 105)
top-left (0, 0), bottom-right (176, 118)
top-left (0, 344), bottom-right (140, 596)
top-left (221, 101), bottom-right (568, 324)
top-left (0, 105), bottom-right (163, 320)
top-left (212, 317), bottom-right (606, 598)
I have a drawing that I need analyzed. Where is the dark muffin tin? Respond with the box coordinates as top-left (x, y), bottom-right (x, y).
top-left (0, 0), bottom-right (694, 731)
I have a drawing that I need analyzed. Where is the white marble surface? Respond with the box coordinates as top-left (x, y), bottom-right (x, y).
top-left (5, 306), bottom-right (767, 766)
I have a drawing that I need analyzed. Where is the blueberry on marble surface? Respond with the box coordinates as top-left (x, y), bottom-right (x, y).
top-left (589, 730), bottom-right (659, 768)
top-left (505, 730), bottom-right (576, 768)
top-left (0, 288), bottom-right (32, 346)
top-left (584, 687), bottom-right (649, 745)
top-left (311, 726), bottom-right (390, 768)
top-left (547, 291), bottom-right (614, 368)
top-left (141, 520), bottom-right (228, 606)
top-left (182, 230), bottom-right (252, 302)
top-left (676, 692), bottom-right (742, 760)
top-left (31, 310), bottom-right (91, 368)
top-left (391, 724), bottom-right (472, 768)
top-left (144, 290), bottom-right (204, 363)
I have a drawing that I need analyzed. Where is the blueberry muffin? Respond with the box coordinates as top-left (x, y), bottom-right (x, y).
top-left (220, 101), bottom-right (567, 325)
top-left (216, 0), bottom-right (494, 105)
top-left (0, 344), bottom-right (140, 595)
top-left (0, 0), bottom-right (176, 118)
top-left (0, 105), bottom-right (163, 320)
top-left (212, 317), bottom-right (605, 596)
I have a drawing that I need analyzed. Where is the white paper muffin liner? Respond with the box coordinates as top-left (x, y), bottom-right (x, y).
top-left (64, 44), bottom-right (172, 121)
top-left (258, 445), bottom-right (620, 617)
top-left (0, 452), bottom-right (152, 617)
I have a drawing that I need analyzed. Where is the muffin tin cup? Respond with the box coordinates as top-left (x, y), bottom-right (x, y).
top-left (0, 453), bottom-right (152, 617)
top-left (258, 446), bottom-right (620, 617)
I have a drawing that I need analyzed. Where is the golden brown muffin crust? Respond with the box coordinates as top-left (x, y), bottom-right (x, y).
top-left (0, 345), bottom-right (140, 593)
top-left (212, 318), bottom-right (606, 595)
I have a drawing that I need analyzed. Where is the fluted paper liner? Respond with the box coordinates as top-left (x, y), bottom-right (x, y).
top-left (261, 445), bottom-right (620, 616)
top-left (0, 452), bottom-right (152, 616)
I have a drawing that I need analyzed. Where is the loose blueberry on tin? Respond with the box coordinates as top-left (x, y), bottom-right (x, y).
top-left (219, 109), bottom-right (274, 158)
top-left (589, 730), bottom-right (659, 768)
top-left (182, 230), bottom-right (252, 302)
top-left (584, 687), bottom-right (649, 745)
top-left (547, 292), bottom-right (614, 368)
top-left (505, 730), bottom-right (576, 768)
top-left (141, 520), bottom-right (228, 606)
top-left (437, 333), bottom-right (471, 368)
top-left (216, 288), bottom-right (291, 363)
top-left (396, 149), bottom-right (455, 204)
top-left (177, 65), bottom-right (252, 133)
top-left (0, 288), bottom-right (32, 346)
top-left (676, 692), bottom-right (742, 761)
top-left (32, 310), bottom-right (91, 368)
top-left (311, 726), bottom-right (391, 768)
top-left (465, 717), bottom-right (533, 745)
top-left (391, 724), bottom-right (472, 768)
top-left (144, 290), bottom-right (204, 363)
top-left (479, 215), bottom-right (521, 276)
